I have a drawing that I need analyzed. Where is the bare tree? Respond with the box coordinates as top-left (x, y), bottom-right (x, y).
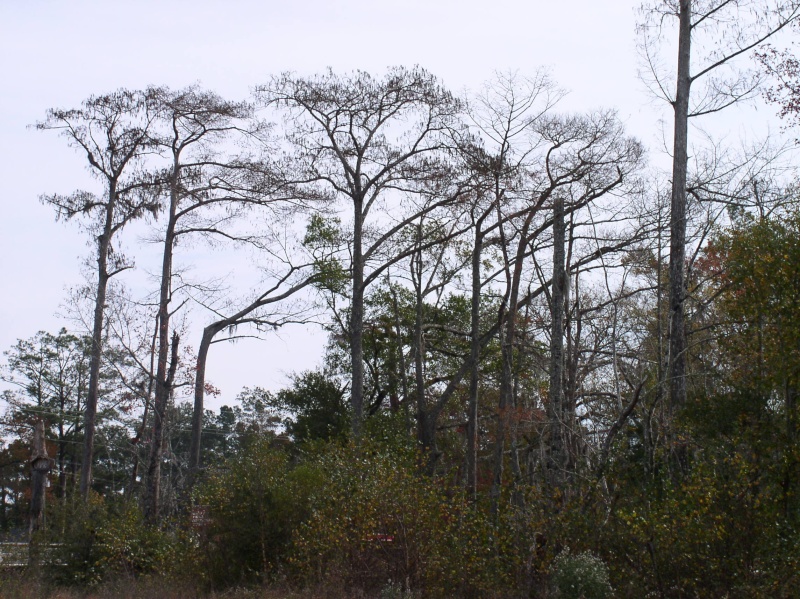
top-left (141, 86), bottom-right (276, 522)
top-left (257, 67), bottom-right (464, 436)
top-left (462, 71), bottom-right (563, 496)
top-left (36, 90), bottom-right (162, 499)
top-left (638, 0), bottom-right (800, 412)
top-left (496, 111), bottom-right (642, 498)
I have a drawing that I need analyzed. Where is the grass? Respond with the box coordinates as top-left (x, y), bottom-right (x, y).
top-left (0, 573), bottom-right (384, 599)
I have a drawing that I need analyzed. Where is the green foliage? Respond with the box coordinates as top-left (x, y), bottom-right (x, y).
top-left (193, 438), bottom-right (322, 587)
top-left (275, 370), bottom-right (350, 444)
top-left (1, 328), bottom-right (144, 499)
top-left (49, 494), bottom-right (179, 586)
top-left (232, 372), bottom-right (349, 447)
top-left (1, 330), bottom-right (91, 498)
top-left (576, 447), bottom-right (800, 598)
top-left (303, 214), bottom-right (349, 294)
top-left (550, 549), bottom-right (612, 599)
top-left (711, 212), bottom-right (800, 395)
top-left (290, 438), bottom-right (515, 598)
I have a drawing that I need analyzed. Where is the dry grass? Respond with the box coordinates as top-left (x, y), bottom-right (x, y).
top-left (0, 573), bottom-right (380, 599)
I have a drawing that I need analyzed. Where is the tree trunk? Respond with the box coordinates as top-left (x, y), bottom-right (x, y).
top-left (491, 208), bottom-right (535, 512)
top-left (144, 331), bottom-right (180, 523)
top-left (57, 391), bottom-right (66, 500)
top-left (549, 195), bottom-right (567, 483)
top-left (79, 182), bottom-right (116, 499)
top-left (467, 223), bottom-right (484, 499)
top-left (189, 325), bottom-right (221, 479)
top-left (144, 160), bottom-right (180, 522)
top-left (389, 285), bottom-right (411, 431)
top-left (351, 196), bottom-right (366, 437)
top-left (412, 253), bottom-right (439, 472)
top-left (668, 0), bottom-right (692, 413)
top-left (29, 421), bottom-right (53, 544)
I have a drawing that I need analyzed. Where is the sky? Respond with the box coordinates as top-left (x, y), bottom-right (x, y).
top-left (0, 0), bottom-right (787, 411)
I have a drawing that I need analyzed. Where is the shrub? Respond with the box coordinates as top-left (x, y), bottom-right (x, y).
top-left (48, 494), bottom-right (178, 586)
top-left (290, 439), bottom-right (515, 598)
top-left (192, 437), bottom-right (323, 587)
top-left (550, 549), bottom-right (612, 599)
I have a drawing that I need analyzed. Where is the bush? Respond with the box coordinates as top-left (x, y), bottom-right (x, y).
top-left (48, 494), bottom-right (178, 586)
top-left (550, 549), bottom-right (612, 599)
top-left (192, 437), bottom-right (323, 587)
top-left (290, 438), bottom-right (516, 598)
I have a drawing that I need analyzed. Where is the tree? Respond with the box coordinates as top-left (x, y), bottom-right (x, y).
top-left (257, 67), bottom-right (464, 436)
top-left (188, 257), bottom-right (319, 479)
top-left (713, 213), bottom-right (800, 467)
top-left (462, 106), bottom-right (644, 499)
top-left (460, 71), bottom-right (563, 494)
top-left (537, 112), bottom-right (643, 485)
top-left (401, 214), bottom-right (470, 466)
top-left (141, 85), bottom-right (272, 521)
top-left (37, 90), bottom-right (162, 499)
top-left (638, 0), bottom-right (800, 413)
top-left (272, 370), bottom-right (349, 444)
top-left (29, 420), bottom-right (53, 546)
top-left (1, 329), bottom-right (90, 498)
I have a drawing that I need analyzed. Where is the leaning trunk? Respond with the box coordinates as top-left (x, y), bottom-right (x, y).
top-left (189, 325), bottom-right (221, 479)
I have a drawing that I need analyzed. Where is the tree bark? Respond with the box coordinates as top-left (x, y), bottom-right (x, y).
top-left (411, 243), bottom-right (440, 471)
top-left (29, 420), bottom-right (53, 547)
top-left (389, 285), bottom-right (411, 430)
top-left (144, 153), bottom-right (181, 522)
top-left (668, 0), bottom-right (693, 414)
top-left (79, 181), bottom-right (115, 499)
top-left (549, 195), bottom-right (567, 482)
top-left (467, 222), bottom-right (485, 499)
top-left (144, 331), bottom-right (180, 523)
top-left (491, 206), bottom-right (535, 512)
top-left (189, 325), bottom-right (222, 478)
top-left (351, 196), bottom-right (366, 437)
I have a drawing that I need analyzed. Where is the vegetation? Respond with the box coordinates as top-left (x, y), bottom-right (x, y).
top-left (5, 4), bottom-right (800, 596)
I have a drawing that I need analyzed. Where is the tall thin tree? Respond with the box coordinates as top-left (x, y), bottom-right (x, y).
top-left (37, 89), bottom-right (161, 498)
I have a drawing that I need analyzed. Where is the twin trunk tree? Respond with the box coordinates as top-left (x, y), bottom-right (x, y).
top-left (259, 67), bottom-right (464, 437)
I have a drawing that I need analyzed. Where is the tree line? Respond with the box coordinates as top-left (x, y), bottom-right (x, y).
top-left (3, 1), bottom-right (800, 596)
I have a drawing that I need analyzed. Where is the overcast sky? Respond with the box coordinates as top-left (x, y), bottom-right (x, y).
top-left (0, 0), bottom-right (786, 410)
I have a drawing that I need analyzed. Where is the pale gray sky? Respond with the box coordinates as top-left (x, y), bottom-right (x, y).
top-left (0, 0), bottom-right (783, 409)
